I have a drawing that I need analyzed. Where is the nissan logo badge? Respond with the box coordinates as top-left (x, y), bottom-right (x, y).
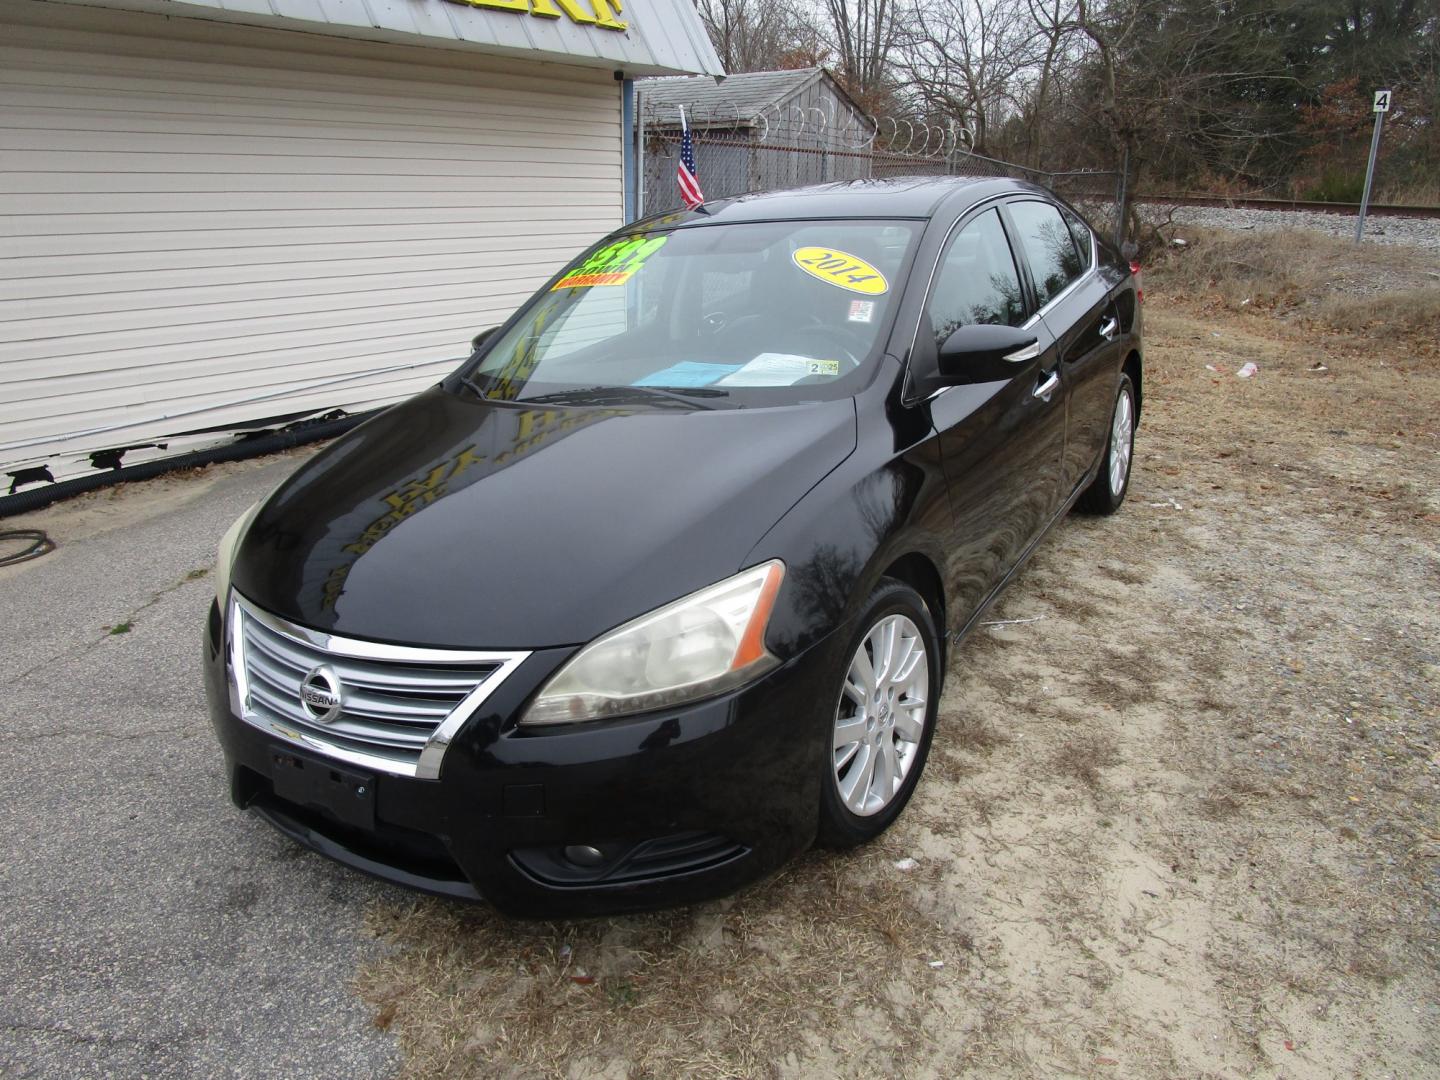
top-left (299, 665), bottom-right (344, 725)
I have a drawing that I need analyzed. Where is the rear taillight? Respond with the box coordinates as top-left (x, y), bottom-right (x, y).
top-left (1130, 260), bottom-right (1143, 304)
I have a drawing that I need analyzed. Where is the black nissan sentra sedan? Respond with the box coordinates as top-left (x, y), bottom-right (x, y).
top-left (204, 177), bottom-right (1141, 916)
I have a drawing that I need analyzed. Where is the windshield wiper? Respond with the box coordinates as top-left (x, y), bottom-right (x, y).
top-left (519, 385), bottom-right (727, 409)
top-left (457, 373), bottom-right (490, 400)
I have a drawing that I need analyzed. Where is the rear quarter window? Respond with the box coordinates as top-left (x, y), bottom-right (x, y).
top-left (1060, 206), bottom-right (1094, 268)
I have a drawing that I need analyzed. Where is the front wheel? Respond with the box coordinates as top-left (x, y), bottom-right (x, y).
top-left (817, 580), bottom-right (940, 848)
top-left (1076, 373), bottom-right (1136, 515)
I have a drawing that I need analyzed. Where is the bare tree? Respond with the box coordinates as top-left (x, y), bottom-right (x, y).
top-left (697, 0), bottom-right (1439, 214)
top-left (822, 0), bottom-right (904, 107)
top-left (1017, 0), bottom-right (1080, 166)
top-left (895, 0), bottom-right (1043, 153)
top-left (1066, 1), bottom-right (1304, 192)
top-left (697, 0), bottom-right (809, 73)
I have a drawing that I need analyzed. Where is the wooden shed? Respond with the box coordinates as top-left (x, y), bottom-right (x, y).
top-left (637, 68), bottom-right (878, 213)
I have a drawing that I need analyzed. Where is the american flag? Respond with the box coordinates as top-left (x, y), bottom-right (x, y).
top-left (677, 106), bottom-right (704, 209)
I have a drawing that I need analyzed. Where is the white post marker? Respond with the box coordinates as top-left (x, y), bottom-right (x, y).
top-left (1355, 88), bottom-right (1391, 243)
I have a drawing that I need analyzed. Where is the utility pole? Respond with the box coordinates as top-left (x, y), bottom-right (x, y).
top-left (1355, 89), bottom-right (1390, 244)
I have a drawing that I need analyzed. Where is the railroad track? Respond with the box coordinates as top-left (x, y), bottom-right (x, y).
top-left (1133, 192), bottom-right (1440, 220)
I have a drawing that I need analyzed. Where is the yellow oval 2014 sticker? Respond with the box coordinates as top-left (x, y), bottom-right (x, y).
top-left (791, 247), bottom-right (889, 295)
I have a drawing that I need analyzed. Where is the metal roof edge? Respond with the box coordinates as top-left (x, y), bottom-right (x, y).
top-left (30, 0), bottom-right (725, 75)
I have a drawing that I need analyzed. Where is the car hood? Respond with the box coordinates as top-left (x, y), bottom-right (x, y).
top-left (232, 388), bottom-right (857, 648)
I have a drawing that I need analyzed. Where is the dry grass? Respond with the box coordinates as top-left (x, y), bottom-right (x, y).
top-left (943, 708), bottom-right (1011, 755)
top-left (1310, 287), bottom-right (1440, 339)
top-left (1145, 226), bottom-right (1440, 346)
top-left (1145, 225), bottom-right (1337, 306)
top-left (356, 848), bottom-right (942, 1078)
top-left (1051, 733), bottom-right (1120, 789)
top-left (1376, 177), bottom-right (1440, 206)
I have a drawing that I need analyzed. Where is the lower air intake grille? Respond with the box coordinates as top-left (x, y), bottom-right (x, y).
top-left (511, 832), bottom-right (750, 887)
top-left (227, 594), bottom-right (529, 779)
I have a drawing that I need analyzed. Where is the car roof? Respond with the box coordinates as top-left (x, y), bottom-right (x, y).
top-left (645, 176), bottom-right (1051, 228)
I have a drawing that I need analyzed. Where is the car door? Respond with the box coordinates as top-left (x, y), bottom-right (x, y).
top-left (923, 206), bottom-right (1068, 622)
top-left (1004, 199), bottom-right (1122, 497)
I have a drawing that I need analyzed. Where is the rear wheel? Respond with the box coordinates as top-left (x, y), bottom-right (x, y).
top-left (818, 581), bottom-right (940, 848)
top-left (1076, 373), bottom-right (1136, 515)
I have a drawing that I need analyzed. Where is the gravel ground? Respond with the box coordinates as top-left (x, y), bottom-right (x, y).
top-left (1142, 203), bottom-right (1440, 255)
top-left (0, 457), bottom-right (401, 1080)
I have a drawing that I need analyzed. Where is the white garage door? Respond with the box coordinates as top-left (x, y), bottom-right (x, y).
top-left (0, 1), bottom-right (623, 486)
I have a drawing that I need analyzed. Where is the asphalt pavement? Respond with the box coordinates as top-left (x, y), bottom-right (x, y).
top-left (0, 452), bottom-right (402, 1079)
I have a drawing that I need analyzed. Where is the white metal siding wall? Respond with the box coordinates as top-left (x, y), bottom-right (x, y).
top-left (0, 1), bottom-right (623, 483)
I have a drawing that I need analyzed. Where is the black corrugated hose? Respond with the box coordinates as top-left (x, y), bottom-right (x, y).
top-left (0, 410), bottom-right (371, 521)
top-left (0, 529), bottom-right (54, 566)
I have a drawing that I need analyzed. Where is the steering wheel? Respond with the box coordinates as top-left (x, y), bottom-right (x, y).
top-left (705, 308), bottom-right (825, 337)
top-left (772, 325), bottom-right (866, 368)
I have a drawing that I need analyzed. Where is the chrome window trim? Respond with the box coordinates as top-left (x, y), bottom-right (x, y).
top-left (908, 194), bottom-right (1099, 401)
top-left (225, 591), bottom-right (530, 780)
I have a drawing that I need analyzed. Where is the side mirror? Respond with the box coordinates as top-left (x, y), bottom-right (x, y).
top-left (471, 326), bottom-right (499, 353)
top-left (936, 324), bottom-right (1040, 385)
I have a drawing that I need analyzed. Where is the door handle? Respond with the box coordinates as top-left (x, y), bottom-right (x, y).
top-left (1033, 371), bottom-right (1060, 400)
top-left (1099, 316), bottom-right (1119, 341)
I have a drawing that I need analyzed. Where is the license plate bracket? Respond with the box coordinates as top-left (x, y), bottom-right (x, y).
top-left (268, 748), bottom-right (375, 830)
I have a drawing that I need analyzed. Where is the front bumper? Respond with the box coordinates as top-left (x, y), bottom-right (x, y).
top-left (203, 599), bottom-right (840, 916)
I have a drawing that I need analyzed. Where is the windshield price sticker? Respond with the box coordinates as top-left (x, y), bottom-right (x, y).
top-left (792, 247), bottom-right (889, 295)
top-left (554, 235), bottom-right (666, 290)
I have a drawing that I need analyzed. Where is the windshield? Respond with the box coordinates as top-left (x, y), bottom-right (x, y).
top-left (459, 219), bottom-right (922, 407)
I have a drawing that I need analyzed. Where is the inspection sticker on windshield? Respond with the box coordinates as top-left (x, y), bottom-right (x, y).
top-left (718, 354), bottom-right (840, 386)
top-left (847, 299), bottom-right (875, 323)
top-left (792, 247), bottom-right (889, 295)
top-left (553, 236), bottom-right (667, 290)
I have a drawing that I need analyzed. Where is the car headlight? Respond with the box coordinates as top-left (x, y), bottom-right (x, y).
top-left (214, 500), bottom-right (262, 608)
top-left (520, 560), bottom-right (785, 726)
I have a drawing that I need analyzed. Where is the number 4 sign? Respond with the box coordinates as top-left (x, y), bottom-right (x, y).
top-left (1357, 90), bottom-right (1392, 242)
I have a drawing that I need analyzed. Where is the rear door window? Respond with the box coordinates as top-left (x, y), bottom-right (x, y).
top-left (1008, 200), bottom-right (1085, 307)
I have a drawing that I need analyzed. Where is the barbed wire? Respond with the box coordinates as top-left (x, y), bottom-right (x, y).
top-left (639, 93), bottom-right (977, 159)
top-left (636, 86), bottom-right (1123, 240)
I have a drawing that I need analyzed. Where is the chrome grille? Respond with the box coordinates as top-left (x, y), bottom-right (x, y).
top-left (227, 594), bottom-right (529, 779)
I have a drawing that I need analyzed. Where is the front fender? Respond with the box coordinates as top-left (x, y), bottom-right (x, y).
top-left (744, 419), bottom-right (952, 662)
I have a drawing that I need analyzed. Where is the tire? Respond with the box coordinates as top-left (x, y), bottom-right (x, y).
top-left (1076, 373), bottom-right (1136, 515)
top-left (817, 580), bottom-right (941, 849)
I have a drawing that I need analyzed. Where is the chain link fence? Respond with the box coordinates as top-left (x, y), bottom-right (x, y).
top-left (637, 105), bottom-right (1125, 243)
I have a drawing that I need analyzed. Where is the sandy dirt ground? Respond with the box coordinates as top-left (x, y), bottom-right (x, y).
top-left (353, 294), bottom-right (1440, 1079)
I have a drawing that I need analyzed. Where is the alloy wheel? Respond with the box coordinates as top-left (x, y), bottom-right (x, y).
top-left (1109, 386), bottom-right (1134, 496)
top-left (832, 614), bottom-right (929, 817)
